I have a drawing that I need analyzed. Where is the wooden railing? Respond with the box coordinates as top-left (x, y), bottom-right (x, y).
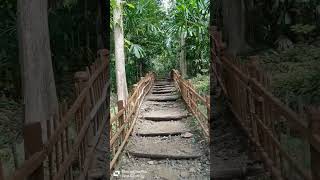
top-left (0, 49), bottom-right (110, 180)
top-left (110, 72), bottom-right (155, 171)
top-left (210, 26), bottom-right (320, 180)
top-left (171, 69), bottom-right (210, 139)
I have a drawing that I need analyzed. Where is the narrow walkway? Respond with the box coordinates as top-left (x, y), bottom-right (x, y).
top-left (211, 109), bottom-right (267, 179)
top-left (113, 79), bottom-right (210, 179)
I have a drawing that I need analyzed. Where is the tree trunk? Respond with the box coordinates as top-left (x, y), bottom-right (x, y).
top-left (17, 0), bottom-right (59, 141)
top-left (221, 0), bottom-right (250, 55)
top-left (179, 33), bottom-right (187, 78)
top-left (244, 0), bottom-right (255, 45)
top-left (96, 0), bottom-right (108, 49)
top-left (84, 0), bottom-right (90, 59)
top-left (96, 0), bottom-right (103, 49)
top-left (113, 0), bottom-right (128, 102)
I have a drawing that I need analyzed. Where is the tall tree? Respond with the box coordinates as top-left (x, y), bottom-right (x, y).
top-left (113, 0), bottom-right (128, 102)
top-left (168, 0), bottom-right (209, 77)
top-left (221, 0), bottom-right (251, 55)
top-left (17, 0), bottom-right (58, 140)
top-left (179, 33), bottom-right (187, 77)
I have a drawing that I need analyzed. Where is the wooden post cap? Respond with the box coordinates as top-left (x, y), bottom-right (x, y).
top-left (97, 49), bottom-right (109, 56)
top-left (74, 71), bottom-right (89, 82)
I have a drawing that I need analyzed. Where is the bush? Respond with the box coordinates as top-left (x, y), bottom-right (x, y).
top-left (189, 74), bottom-right (209, 96)
top-left (257, 44), bottom-right (320, 109)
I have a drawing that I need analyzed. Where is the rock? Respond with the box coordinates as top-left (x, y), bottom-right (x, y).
top-left (147, 161), bottom-right (154, 165)
top-left (181, 132), bottom-right (193, 138)
top-left (189, 167), bottom-right (196, 173)
top-left (161, 137), bottom-right (168, 140)
top-left (180, 171), bottom-right (189, 177)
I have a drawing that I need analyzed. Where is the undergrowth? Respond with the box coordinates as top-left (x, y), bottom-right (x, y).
top-left (253, 44), bottom-right (320, 110)
top-left (189, 74), bottom-right (209, 96)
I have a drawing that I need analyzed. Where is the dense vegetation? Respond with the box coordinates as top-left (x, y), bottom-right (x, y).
top-left (255, 0), bottom-right (320, 109)
top-left (0, 0), bottom-right (101, 102)
top-left (212, 0), bottom-right (320, 110)
top-left (254, 0), bottom-right (320, 108)
top-left (0, 0), bottom-right (103, 173)
top-left (110, 0), bottom-right (210, 96)
top-left (258, 45), bottom-right (320, 109)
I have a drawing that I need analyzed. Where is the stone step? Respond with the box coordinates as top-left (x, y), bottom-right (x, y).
top-left (143, 110), bottom-right (189, 121)
top-left (151, 90), bottom-right (176, 94)
top-left (154, 84), bottom-right (175, 87)
top-left (135, 120), bottom-right (188, 136)
top-left (146, 95), bottom-right (179, 102)
top-left (142, 101), bottom-right (179, 107)
top-left (141, 105), bottom-right (185, 113)
top-left (152, 87), bottom-right (176, 91)
top-left (153, 84), bottom-right (172, 86)
top-left (155, 79), bottom-right (171, 82)
top-left (154, 80), bottom-right (172, 83)
top-left (153, 86), bottom-right (175, 89)
top-left (129, 151), bottom-right (201, 160)
top-left (153, 93), bottom-right (178, 97)
top-left (127, 137), bottom-right (202, 160)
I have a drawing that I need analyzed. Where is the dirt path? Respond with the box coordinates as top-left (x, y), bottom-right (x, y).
top-left (112, 79), bottom-right (210, 179)
top-left (211, 103), bottom-right (269, 180)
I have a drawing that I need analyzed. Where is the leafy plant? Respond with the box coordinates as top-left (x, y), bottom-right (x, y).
top-left (290, 24), bottom-right (316, 34)
top-left (258, 44), bottom-right (320, 109)
top-left (190, 74), bottom-right (209, 96)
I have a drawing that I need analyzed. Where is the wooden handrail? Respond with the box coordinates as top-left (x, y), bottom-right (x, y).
top-left (171, 69), bottom-right (210, 138)
top-left (5, 49), bottom-right (110, 180)
top-left (109, 72), bottom-right (155, 170)
top-left (210, 26), bottom-right (320, 180)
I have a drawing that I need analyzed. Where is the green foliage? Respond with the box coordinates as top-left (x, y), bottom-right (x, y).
top-left (111, 0), bottom-right (166, 88)
top-left (110, 0), bottom-right (209, 94)
top-left (0, 98), bottom-right (22, 147)
top-left (190, 74), bottom-right (209, 96)
top-left (0, 1), bottom-right (100, 101)
top-left (258, 45), bottom-right (320, 109)
top-left (0, 2), bottom-right (102, 164)
top-left (129, 43), bottom-right (145, 59)
top-left (290, 24), bottom-right (316, 35)
top-left (169, 0), bottom-right (210, 77)
top-left (0, 0), bottom-right (19, 99)
top-left (246, 0), bottom-right (320, 46)
top-left (63, 0), bottom-right (78, 7)
top-left (48, 4), bottom-right (99, 101)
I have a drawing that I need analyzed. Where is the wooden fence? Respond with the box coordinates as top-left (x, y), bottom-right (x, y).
top-left (171, 69), bottom-right (210, 139)
top-left (210, 26), bottom-right (320, 180)
top-left (0, 49), bottom-right (110, 180)
top-left (110, 72), bottom-right (155, 171)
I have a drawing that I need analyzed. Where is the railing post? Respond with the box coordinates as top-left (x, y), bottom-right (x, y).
top-left (132, 84), bottom-right (138, 96)
top-left (307, 107), bottom-right (320, 180)
top-left (206, 96), bottom-right (210, 120)
top-left (74, 71), bottom-right (90, 126)
top-left (0, 161), bottom-right (4, 180)
top-left (117, 100), bottom-right (125, 140)
top-left (74, 71), bottom-right (92, 168)
top-left (23, 121), bottom-right (44, 180)
top-left (188, 80), bottom-right (193, 110)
